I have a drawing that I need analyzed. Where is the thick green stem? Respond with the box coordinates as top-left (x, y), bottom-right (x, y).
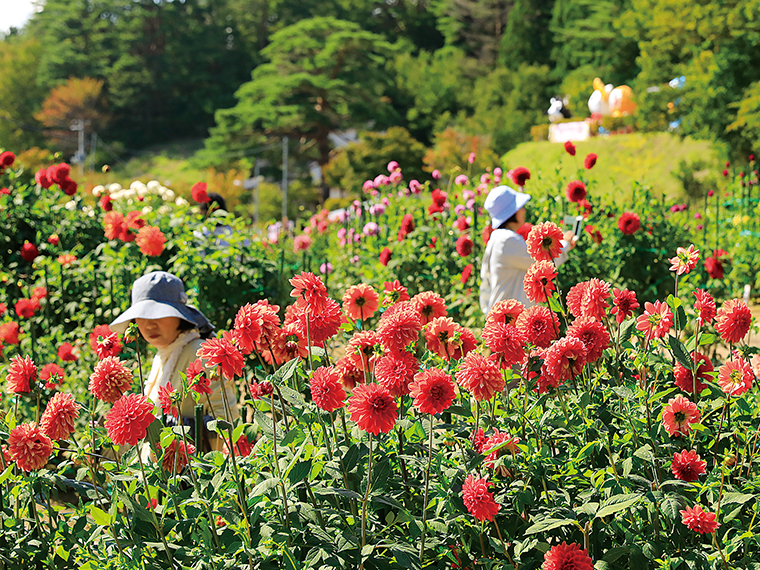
top-left (419, 414), bottom-right (434, 561)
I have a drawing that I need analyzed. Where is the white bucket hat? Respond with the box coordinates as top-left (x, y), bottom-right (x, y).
top-left (483, 185), bottom-right (531, 228)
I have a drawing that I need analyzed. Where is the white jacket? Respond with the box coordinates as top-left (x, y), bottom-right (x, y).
top-left (479, 228), bottom-right (570, 315)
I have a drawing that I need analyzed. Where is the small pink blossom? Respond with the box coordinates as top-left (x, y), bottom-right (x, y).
top-left (432, 170), bottom-right (441, 180)
top-left (387, 161), bottom-right (400, 172)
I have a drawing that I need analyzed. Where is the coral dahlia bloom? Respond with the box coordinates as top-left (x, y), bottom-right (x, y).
top-left (544, 542), bottom-right (593, 570)
top-left (717, 357), bottom-right (753, 396)
top-left (233, 303), bottom-right (264, 355)
top-left (693, 289), bottom-right (716, 326)
top-left (669, 244), bottom-right (700, 275)
top-left (337, 355), bottom-right (365, 390)
top-left (482, 321), bottom-right (526, 367)
top-left (483, 430), bottom-right (520, 470)
top-left (286, 297), bottom-right (343, 344)
top-left (15, 298), bottom-right (37, 318)
top-left (58, 342), bottom-right (78, 362)
top-left (636, 300), bottom-right (673, 341)
top-left (7, 355), bottom-right (37, 393)
top-left (461, 474), bottom-right (500, 522)
top-left (8, 423), bottom-right (53, 472)
top-left (376, 302), bottom-right (422, 354)
top-left (89, 357), bottom-right (133, 403)
top-left (310, 366), bottom-right (346, 412)
top-left (0, 321), bottom-right (20, 345)
top-left (662, 395), bottom-right (700, 437)
top-left (96, 333), bottom-right (122, 360)
top-left (566, 180), bottom-right (587, 203)
top-left (516, 305), bottom-right (559, 349)
top-left (186, 359), bottom-right (212, 395)
top-left (104, 211), bottom-right (126, 241)
top-left (375, 351), bottom-right (418, 397)
top-left (343, 284), bottom-right (380, 321)
top-left (40, 392), bottom-right (80, 441)
top-left (583, 153), bottom-right (597, 169)
top-left (347, 330), bottom-right (381, 372)
top-left (456, 234), bottom-right (473, 257)
top-left (90, 324), bottom-right (120, 353)
top-left (671, 449), bottom-right (707, 482)
top-left (347, 383), bottom-right (398, 435)
top-left (411, 291), bottom-right (448, 324)
top-left (567, 317), bottom-right (610, 363)
top-left (704, 256), bottom-right (724, 279)
top-left (289, 272), bottom-right (329, 309)
top-left (524, 261), bottom-right (558, 303)
top-left (566, 278), bottom-right (610, 321)
top-left (105, 393), bottom-right (156, 446)
top-left (680, 505), bottom-right (720, 534)
top-left (618, 212), bottom-right (641, 235)
top-left (158, 382), bottom-right (178, 416)
top-left (510, 167), bottom-right (531, 187)
top-left (39, 363), bottom-right (65, 389)
top-left (715, 299), bottom-right (752, 344)
top-left (409, 368), bottom-right (456, 415)
top-left (455, 352), bottom-right (504, 401)
top-left (379, 247), bottom-right (392, 266)
top-left (424, 317), bottom-right (474, 361)
top-left (136, 225), bottom-right (166, 257)
top-left (543, 336), bottom-right (586, 386)
top-left (526, 222), bottom-right (565, 262)
top-left (196, 336), bottom-right (245, 380)
top-left (674, 353), bottom-right (713, 394)
top-left (486, 299), bottom-right (525, 326)
top-left (162, 439), bottom-right (196, 473)
top-left (191, 181), bottom-right (210, 203)
top-left (564, 141), bottom-right (576, 156)
top-left (383, 280), bottom-right (410, 305)
top-left (611, 288), bottom-right (639, 324)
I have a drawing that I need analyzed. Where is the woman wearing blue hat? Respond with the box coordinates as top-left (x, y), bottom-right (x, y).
top-left (479, 186), bottom-right (576, 315)
top-left (110, 271), bottom-right (239, 449)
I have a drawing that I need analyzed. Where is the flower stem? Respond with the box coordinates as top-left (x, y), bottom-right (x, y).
top-left (136, 451), bottom-right (176, 569)
top-left (419, 414), bottom-right (434, 561)
top-left (359, 434), bottom-right (374, 570)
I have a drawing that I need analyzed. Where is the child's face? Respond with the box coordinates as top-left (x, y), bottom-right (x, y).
top-left (136, 316), bottom-right (181, 349)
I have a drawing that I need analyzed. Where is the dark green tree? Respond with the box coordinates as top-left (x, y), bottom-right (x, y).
top-left (202, 17), bottom-right (398, 201)
top-left (500, 0), bottom-right (556, 68)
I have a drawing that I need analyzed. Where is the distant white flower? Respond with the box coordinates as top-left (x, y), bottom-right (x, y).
top-left (175, 197), bottom-right (189, 207)
top-left (108, 183), bottom-right (122, 194)
top-left (92, 185), bottom-right (105, 197)
top-left (158, 205), bottom-right (170, 215)
top-left (142, 206), bottom-right (153, 215)
top-left (162, 190), bottom-right (175, 201)
top-left (147, 180), bottom-right (161, 192)
top-left (65, 200), bottom-right (77, 211)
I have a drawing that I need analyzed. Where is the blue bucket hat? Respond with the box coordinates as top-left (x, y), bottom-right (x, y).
top-left (110, 271), bottom-right (213, 335)
top-left (483, 185), bottom-right (531, 229)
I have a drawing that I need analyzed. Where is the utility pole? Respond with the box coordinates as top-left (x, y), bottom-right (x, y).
top-left (70, 119), bottom-right (86, 177)
top-left (282, 136), bottom-right (289, 223)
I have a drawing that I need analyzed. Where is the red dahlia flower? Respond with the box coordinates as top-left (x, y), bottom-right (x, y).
top-left (35, 168), bottom-right (53, 188)
top-left (455, 352), bottom-right (504, 401)
top-left (20, 242), bottom-right (39, 262)
top-left (542, 336), bottom-right (586, 386)
top-left (375, 351), bottom-right (418, 397)
top-left (0, 321), bottom-right (20, 345)
top-left (566, 180), bottom-right (587, 202)
top-left (462, 474), bottom-right (500, 522)
top-left (662, 395), bottom-right (700, 437)
top-left (342, 283), bottom-right (380, 321)
top-left (544, 542), bottom-right (593, 570)
top-left (669, 244), bottom-right (700, 275)
top-left (611, 288), bottom-right (639, 324)
top-left (524, 261), bottom-right (558, 303)
top-left (671, 449), bottom-right (707, 482)
top-left (516, 305), bottom-right (559, 348)
top-left (564, 141), bottom-right (576, 156)
top-left (196, 336), bottom-right (245, 380)
top-left (58, 342), bottom-right (78, 362)
top-left (516, 222), bottom-right (533, 241)
top-left (136, 225), bottom-right (166, 257)
top-left (566, 278), bottom-right (610, 321)
top-left (409, 368), bottom-right (456, 415)
top-left (158, 381), bottom-right (178, 416)
top-left (104, 211), bottom-right (127, 241)
top-left (346, 330), bottom-right (381, 373)
top-left (310, 366), bottom-right (346, 412)
top-left (40, 392), bottom-right (80, 441)
top-left (618, 212), bottom-right (640, 234)
top-left (483, 430), bottom-right (520, 471)
top-left (0, 150), bottom-right (16, 167)
top-left (482, 321), bottom-right (526, 367)
top-left (636, 300), bottom-right (673, 341)
top-left (717, 357), bottom-right (753, 396)
top-left (285, 297), bottom-right (343, 344)
top-left (486, 299), bottom-right (525, 326)
top-left (347, 383), bottom-right (397, 435)
top-left (526, 222), bottom-right (565, 262)
top-left (680, 505), bottom-right (719, 534)
top-left (90, 324), bottom-right (121, 354)
top-left (15, 297), bottom-right (38, 318)
top-left (105, 393), bottom-right (155, 446)
top-left (8, 423), bottom-right (53, 472)
top-left (673, 353), bottom-right (713, 394)
top-left (456, 234), bottom-right (473, 257)
top-left (693, 289), bottom-right (716, 326)
top-left (89, 356), bottom-right (133, 403)
top-left (376, 302), bottom-right (422, 355)
top-left (567, 316), bottom-right (610, 363)
top-left (715, 299), bottom-right (752, 344)
top-left (382, 279), bottom-right (410, 304)
top-left (379, 247), bottom-right (392, 266)
top-left (223, 434), bottom-right (252, 457)
top-left (461, 263), bottom-right (474, 283)
top-left (162, 439), bottom-right (196, 473)
top-left (186, 359), bottom-right (212, 395)
top-left (411, 291), bottom-right (448, 325)
top-left (39, 363), bottom-right (65, 389)
top-left (336, 355), bottom-right (365, 390)
top-left (7, 355), bottom-right (37, 394)
top-left (397, 213), bottom-right (415, 240)
top-left (704, 256), bottom-right (724, 279)
top-left (424, 317), bottom-right (475, 361)
top-left (510, 167), bottom-right (531, 187)
top-left (232, 303), bottom-right (264, 355)
top-left (191, 181), bottom-right (210, 203)
top-left (583, 153), bottom-right (597, 169)
top-left (289, 271), bottom-right (328, 311)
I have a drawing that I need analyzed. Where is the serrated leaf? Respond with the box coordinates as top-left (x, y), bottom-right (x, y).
top-left (660, 495), bottom-right (685, 521)
top-left (524, 517), bottom-right (579, 535)
top-left (274, 357), bottom-right (300, 386)
top-left (595, 494), bottom-right (642, 519)
top-left (721, 492), bottom-right (755, 506)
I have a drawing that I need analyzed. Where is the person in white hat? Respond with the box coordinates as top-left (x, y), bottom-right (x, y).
top-left (479, 185), bottom-right (576, 314)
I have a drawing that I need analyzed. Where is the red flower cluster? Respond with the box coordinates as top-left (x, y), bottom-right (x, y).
top-left (669, 244), bottom-right (700, 275)
top-left (461, 474), bottom-right (500, 522)
top-left (20, 241), bottom-right (39, 262)
top-left (566, 278), bottom-right (610, 321)
top-left (379, 246), bottom-right (392, 266)
top-left (342, 284), bottom-right (380, 321)
top-left (526, 222), bottom-right (565, 262)
top-left (39, 363), bottom-right (65, 389)
top-left (347, 383), bottom-right (397, 435)
top-left (14, 297), bottom-right (39, 318)
top-left (310, 366), bottom-right (346, 412)
top-left (693, 289), bottom-right (716, 326)
top-left (544, 542), bottom-right (593, 570)
top-left (566, 180), bottom-right (587, 202)
top-left (382, 279), bottom-right (409, 305)
top-left (542, 336), bottom-right (586, 387)
top-left (567, 317), bottom-right (609, 363)
top-left (524, 261), bottom-right (558, 303)
top-left (409, 368), bottom-right (456, 415)
top-left (376, 301), bottom-right (422, 355)
top-left (618, 212), bottom-right (641, 234)
top-left (482, 320), bottom-right (526, 368)
top-left (158, 382), bottom-right (178, 416)
top-left (564, 141), bottom-right (576, 156)
top-left (191, 181), bottom-right (211, 203)
top-left (58, 342), bottom-right (78, 362)
top-left (105, 393), bottom-right (156, 446)
top-left (8, 423), bottom-right (53, 472)
top-left (186, 359), bottom-right (212, 395)
top-left (35, 162), bottom-right (77, 195)
top-left (103, 210), bottom-right (146, 242)
top-left (0, 321), bottom-right (20, 345)
top-left (487, 299), bottom-right (524, 325)
top-left (428, 189), bottom-right (447, 215)
top-left (671, 449), bottom-right (707, 482)
top-left (715, 299), bottom-right (752, 344)
top-left (40, 392), bottom-right (80, 441)
top-left (0, 150), bottom-right (15, 170)
top-left (636, 300), bottom-right (673, 341)
top-left (411, 291), bottom-right (448, 325)
top-left (717, 357), bottom-right (753, 396)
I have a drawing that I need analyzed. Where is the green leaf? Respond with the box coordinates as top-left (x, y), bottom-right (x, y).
top-left (595, 494), bottom-right (642, 519)
top-left (619, 318), bottom-right (637, 344)
top-left (361, 544), bottom-right (375, 562)
top-left (721, 492), bottom-right (756, 506)
top-left (668, 336), bottom-right (692, 370)
top-left (145, 419), bottom-right (164, 462)
top-left (524, 517), bottom-right (579, 535)
top-left (342, 444), bottom-right (360, 473)
top-left (249, 477), bottom-right (280, 497)
top-left (699, 333), bottom-right (717, 346)
top-left (282, 545), bottom-right (301, 570)
top-left (288, 460), bottom-right (312, 485)
top-left (274, 357), bottom-right (300, 386)
top-left (88, 505), bottom-right (112, 526)
top-left (660, 495), bottom-right (685, 521)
